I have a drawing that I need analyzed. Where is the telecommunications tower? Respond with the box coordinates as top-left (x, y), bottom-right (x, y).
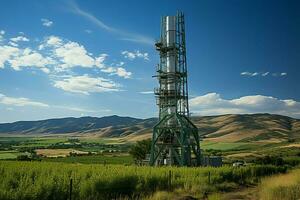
top-left (150, 12), bottom-right (201, 166)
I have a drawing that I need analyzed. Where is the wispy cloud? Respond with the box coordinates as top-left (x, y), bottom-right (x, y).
top-left (241, 71), bottom-right (287, 77)
top-left (0, 93), bottom-right (49, 107)
top-left (122, 50), bottom-right (149, 60)
top-left (41, 18), bottom-right (53, 27)
top-left (0, 30), bottom-right (5, 42)
top-left (54, 105), bottom-right (111, 113)
top-left (240, 72), bottom-right (259, 76)
top-left (0, 92), bottom-right (111, 114)
top-left (84, 29), bottom-right (92, 34)
top-left (101, 67), bottom-right (132, 79)
top-left (68, 1), bottom-right (154, 45)
top-left (10, 36), bottom-right (29, 42)
top-left (139, 91), bottom-right (153, 94)
top-left (262, 72), bottom-right (269, 76)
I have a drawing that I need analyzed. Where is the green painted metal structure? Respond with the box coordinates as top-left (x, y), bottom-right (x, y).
top-left (150, 12), bottom-right (201, 166)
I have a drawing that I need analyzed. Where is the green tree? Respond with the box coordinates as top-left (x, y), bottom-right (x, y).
top-left (16, 154), bottom-right (31, 161)
top-left (129, 139), bottom-right (151, 162)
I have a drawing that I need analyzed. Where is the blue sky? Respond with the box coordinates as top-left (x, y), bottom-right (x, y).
top-left (0, 0), bottom-right (299, 122)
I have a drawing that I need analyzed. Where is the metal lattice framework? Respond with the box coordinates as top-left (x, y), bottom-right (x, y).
top-left (150, 12), bottom-right (201, 166)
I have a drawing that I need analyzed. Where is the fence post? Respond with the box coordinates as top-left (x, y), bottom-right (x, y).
top-left (241, 172), bottom-right (243, 185)
top-left (168, 170), bottom-right (172, 191)
top-left (69, 178), bottom-right (73, 200)
top-left (208, 171), bottom-right (211, 184)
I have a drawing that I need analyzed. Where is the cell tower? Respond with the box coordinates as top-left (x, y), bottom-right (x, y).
top-left (150, 12), bottom-right (201, 166)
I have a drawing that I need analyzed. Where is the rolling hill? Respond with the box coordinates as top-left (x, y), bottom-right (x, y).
top-left (0, 115), bottom-right (143, 134)
top-left (0, 114), bottom-right (299, 143)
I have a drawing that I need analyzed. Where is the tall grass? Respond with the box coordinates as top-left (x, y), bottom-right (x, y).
top-left (259, 168), bottom-right (300, 200)
top-left (0, 161), bottom-right (286, 200)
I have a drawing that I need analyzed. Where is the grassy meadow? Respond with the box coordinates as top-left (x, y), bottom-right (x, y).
top-left (42, 154), bottom-right (134, 165)
top-left (1, 135), bottom-right (300, 199)
top-left (0, 151), bottom-right (23, 159)
top-left (259, 168), bottom-right (300, 200)
top-left (0, 161), bottom-right (287, 200)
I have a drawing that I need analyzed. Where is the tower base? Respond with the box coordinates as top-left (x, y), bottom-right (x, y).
top-left (150, 113), bottom-right (201, 166)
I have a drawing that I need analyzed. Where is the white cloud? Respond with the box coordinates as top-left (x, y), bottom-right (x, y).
top-left (10, 36), bottom-right (29, 42)
top-left (1, 32), bottom-right (132, 94)
top-left (190, 93), bottom-right (300, 118)
top-left (95, 54), bottom-right (108, 68)
top-left (241, 71), bottom-right (259, 76)
top-left (0, 93), bottom-right (49, 107)
top-left (54, 41), bottom-right (96, 69)
top-left (0, 92), bottom-right (114, 112)
top-left (241, 71), bottom-right (287, 77)
top-left (272, 73), bottom-right (288, 77)
top-left (101, 66), bottom-right (132, 78)
top-left (0, 45), bottom-right (19, 68)
top-left (85, 29), bottom-right (92, 34)
top-left (0, 30), bottom-right (4, 42)
top-left (11, 53), bottom-right (52, 73)
top-left (68, 1), bottom-right (154, 45)
top-left (262, 72), bottom-right (269, 76)
top-left (101, 67), bottom-right (115, 73)
top-left (46, 36), bottom-right (62, 46)
top-left (139, 91), bottom-right (154, 94)
top-left (8, 41), bottom-right (18, 47)
top-left (117, 62), bottom-right (125, 66)
top-left (54, 105), bottom-right (111, 113)
top-left (1, 46), bottom-right (53, 73)
top-left (38, 36), bottom-right (62, 50)
top-left (41, 18), bottom-right (53, 27)
top-left (53, 74), bottom-right (120, 95)
top-left (42, 36), bottom-right (115, 72)
top-left (39, 36), bottom-right (132, 78)
top-left (121, 50), bottom-right (149, 60)
top-left (115, 67), bottom-right (132, 79)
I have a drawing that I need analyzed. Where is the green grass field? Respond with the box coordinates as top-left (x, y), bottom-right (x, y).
top-left (42, 154), bottom-right (134, 165)
top-left (0, 137), bottom-right (34, 142)
top-left (0, 161), bottom-right (287, 200)
top-left (0, 151), bottom-right (23, 159)
top-left (79, 137), bottom-right (126, 144)
top-left (0, 136), bottom-right (131, 154)
top-left (201, 141), bottom-right (263, 151)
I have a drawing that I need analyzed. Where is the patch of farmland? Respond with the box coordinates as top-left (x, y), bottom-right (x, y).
top-left (35, 148), bottom-right (88, 157)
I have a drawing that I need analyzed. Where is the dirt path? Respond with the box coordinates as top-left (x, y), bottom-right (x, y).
top-left (220, 186), bottom-right (259, 200)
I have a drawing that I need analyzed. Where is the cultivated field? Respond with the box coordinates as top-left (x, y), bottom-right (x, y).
top-left (35, 148), bottom-right (88, 157)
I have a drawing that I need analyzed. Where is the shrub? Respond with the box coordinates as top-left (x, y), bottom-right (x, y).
top-left (16, 155), bottom-right (31, 161)
top-left (129, 139), bottom-right (151, 162)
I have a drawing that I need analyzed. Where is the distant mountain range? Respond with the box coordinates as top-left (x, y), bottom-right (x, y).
top-left (0, 115), bottom-right (145, 134)
top-left (0, 114), bottom-right (299, 142)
